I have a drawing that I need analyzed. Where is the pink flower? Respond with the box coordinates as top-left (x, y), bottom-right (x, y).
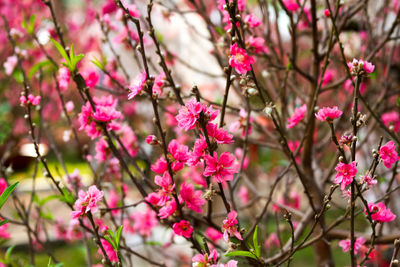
top-left (206, 123), bottom-right (234, 144)
top-left (158, 200), bottom-right (177, 219)
top-left (283, 0), bottom-right (299, 12)
top-left (321, 69), bottom-right (335, 86)
top-left (347, 58), bottom-right (375, 75)
top-left (0, 178), bottom-right (7, 195)
top-left (154, 171), bottom-right (175, 206)
top-left (365, 202), bottom-right (396, 222)
top-left (264, 232), bottom-right (280, 248)
top-left (188, 137), bottom-right (208, 166)
top-left (20, 95), bottom-right (27, 105)
top-left (238, 186), bottom-right (249, 204)
top-left (176, 98), bottom-right (204, 131)
top-left (128, 71), bottom-right (147, 100)
top-left (151, 157), bottom-right (168, 174)
top-left (131, 207), bottom-right (158, 237)
top-left (0, 219), bottom-right (10, 239)
top-left (92, 96), bottom-right (121, 122)
top-left (179, 182), bottom-right (205, 213)
top-left (203, 152), bottom-right (238, 183)
top-left (334, 162), bottom-right (357, 190)
top-left (65, 101), bottom-right (74, 112)
top-left (71, 185), bottom-right (104, 220)
top-left (99, 239), bottom-right (118, 262)
top-left (379, 141), bottom-right (399, 169)
top-left (146, 135), bottom-right (159, 145)
top-left (324, 9), bottom-right (330, 17)
top-left (229, 43), bottom-right (255, 74)
top-left (339, 237), bottom-right (366, 255)
top-left (244, 14), bottom-right (261, 27)
top-left (27, 94), bottom-right (41, 106)
top-left (82, 69), bottom-right (99, 88)
top-left (107, 190), bottom-right (120, 216)
top-left (173, 220), bottom-right (193, 238)
top-left (57, 67), bottom-right (70, 91)
top-left (192, 249), bottom-right (218, 266)
top-left (3, 55), bottom-right (18, 75)
top-left (287, 104), bottom-right (306, 128)
top-left (382, 111), bottom-right (400, 132)
top-left (95, 138), bottom-right (109, 162)
top-left (247, 37), bottom-right (269, 54)
top-left (359, 172), bottom-right (377, 188)
top-left (315, 106), bottom-right (343, 121)
top-left (205, 227), bottom-right (223, 243)
top-left (222, 211), bottom-right (242, 242)
top-left (65, 169), bottom-right (84, 191)
top-left (168, 139), bottom-right (190, 172)
top-left (153, 72), bottom-right (166, 96)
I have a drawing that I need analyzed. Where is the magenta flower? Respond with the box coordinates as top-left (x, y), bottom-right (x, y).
top-left (222, 211), bottom-right (242, 242)
top-left (27, 94), bottom-right (41, 106)
top-left (57, 67), bottom-right (70, 91)
top-left (0, 178), bottom-right (7, 195)
top-left (338, 237), bottom-right (366, 255)
top-left (229, 43), bottom-right (255, 74)
top-left (153, 71), bottom-right (166, 96)
top-left (151, 157), bottom-right (168, 174)
top-left (315, 106), bottom-right (343, 121)
top-left (82, 69), bottom-right (99, 89)
top-left (334, 162), bottom-right (357, 190)
top-left (192, 249), bottom-right (218, 266)
top-left (92, 96), bottom-right (121, 122)
top-left (206, 123), bottom-right (234, 144)
top-left (154, 171), bottom-right (175, 206)
top-left (324, 9), bottom-right (330, 17)
top-left (247, 37), bottom-right (269, 54)
top-left (0, 219), bottom-right (10, 239)
top-left (71, 185), bottom-right (104, 220)
top-left (203, 152), bottom-right (238, 183)
top-left (205, 227), bottom-right (223, 243)
top-left (179, 182), bottom-right (206, 213)
top-left (365, 202), bottom-right (396, 222)
top-left (347, 58), bottom-right (375, 75)
top-left (128, 71), bottom-right (147, 100)
top-left (287, 104), bottom-right (307, 128)
top-left (131, 207), bottom-right (158, 237)
top-left (173, 220), bottom-right (193, 238)
top-left (188, 137), bottom-right (208, 166)
top-left (379, 141), bottom-right (399, 169)
top-left (176, 98), bottom-right (204, 131)
top-left (244, 14), bottom-right (261, 27)
top-left (283, 0), bottom-right (299, 12)
top-left (99, 239), bottom-right (118, 263)
top-left (158, 200), bottom-right (177, 219)
top-left (382, 111), bottom-right (400, 132)
top-left (145, 135), bottom-right (159, 145)
top-left (168, 139), bottom-right (190, 172)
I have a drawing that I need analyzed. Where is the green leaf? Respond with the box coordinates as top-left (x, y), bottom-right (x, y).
top-left (253, 226), bottom-right (261, 258)
top-left (12, 69), bottom-right (24, 83)
top-left (104, 236), bottom-right (117, 251)
top-left (50, 38), bottom-right (71, 68)
top-left (0, 219), bottom-right (9, 226)
top-left (225, 250), bottom-right (258, 260)
top-left (28, 60), bottom-right (52, 79)
top-left (91, 57), bottom-right (104, 70)
top-left (215, 26), bottom-right (224, 36)
top-left (115, 225), bottom-right (123, 250)
top-left (5, 245), bottom-right (15, 263)
top-left (28, 14), bottom-right (36, 34)
top-left (0, 182), bottom-right (19, 210)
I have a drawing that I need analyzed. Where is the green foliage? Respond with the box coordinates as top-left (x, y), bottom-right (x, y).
top-left (50, 39), bottom-right (84, 72)
top-left (104, 226), bottom-right (123, 251)
top-left (48, 257), bottom-right (64, 267)
top-left (90, 56), bottom-right (105, 71)
top-left (12, 68), bottom-right (24, 83)
top-left (21, 14), bottom-right (36, 34)
top-left (58, 187), bottom-right (75, 205)
top-left (225, 250), bottom-right (258, 260)
top-left (225, 225), bottom-right (261, 261)
top-left (0, 102), bottom-right (12, 145)
top-left (0, 182), bottom-right (19, 210)
top-left (28, 60), bottom-right (54, 79)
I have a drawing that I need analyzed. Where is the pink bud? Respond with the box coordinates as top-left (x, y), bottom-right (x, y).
top-left (324, 9), bottom-right (330, 17)
top-left (65, 101), bottom-right (75, 112)
top-left (20, 95), bottom-right (27, 105)
top-left (146, 135), bottom-right (159, 145)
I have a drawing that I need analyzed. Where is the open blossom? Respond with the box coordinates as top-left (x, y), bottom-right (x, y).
top-left (229, 43), bottom-right (255, 74)
top-left (128, 71), bottom-right (147, 100)
top-left (205, 227), bottom-right (223, 243)
top-left (365, 202), bottom-right (396, 222)
top-left (347, 58), bottom-right (375, 75)
top-left (176, 98), bottom-right (204, 130)
top-left (379, 141), bottom-right (399, 169)
top-left (315, 106), bottom-right (343, 121)
top-left (206, 123), bottom-right (234, 144)
top-left (4, 55), bottom-right (18, 75)
top-left (151, 157), bottom-right (168, 174)
top-left (287, 104), bottom-right (306, 128)
top-left (188, 137), bottom-right (208, 166)
top-left (382, 111), bottom-right (400, 132)
top-left (359, 172), bottom-right (377, 188)
top-left (27, 94), bottom-right (41, 106)
top-left (283, 0), bottom-right (299, 12)
top-left (131, 207), bottom-right (158, 237)
top-left (192, 249), bottom-right (218, 266)
top-left (179, 182), bottom-right (206, 213)
top-left (244, 14), bottom-right (261, 27)
top-left (154, 171), bottom-right (175, 206)
top-left (203, 152), bottom-right (238, 183)
top-left (0, 178), bottom-right (7, 194)
top-left (82, 69), bottom-right (99, 88)
top-left (173, 220), bottom-right (193, 238)
top-left (99, 239), bottom-right (118, 263)
top-left (168, 139), bottom-right (190, 171)
top-left (152, 71), bottom-right (166, 96)
top-left (71, 185), bottom-right (104, 220)
top-left (222, 211), bottom-right (242, 242)
top-left (158, 200), bottom-right (177, 219)
top-left (57, 67), bottom-right (70, 91)
top-left (334, 162), bottom-right (357, 190)
top-left (339, 237), bottom-right (366, 255)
